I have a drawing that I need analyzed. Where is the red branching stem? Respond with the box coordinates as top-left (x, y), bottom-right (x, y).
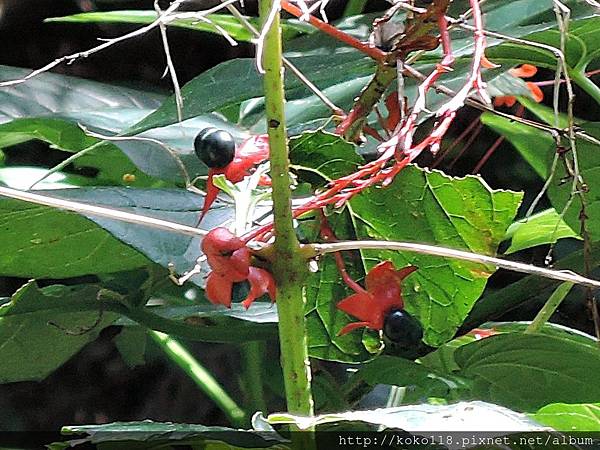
top-left (395, 14), bottom-right (455, 156)
top-left (280, 0), bottom-right (386, 62)
top-left (242, 0), bottom-right (490, 244)
top-left (437, 0), bottom-right (490, 117)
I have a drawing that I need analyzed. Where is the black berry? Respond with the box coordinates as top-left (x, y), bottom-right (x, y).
top-left (194, 128), bottom-right (236, 169)
top-left (383, 309), bottom-right (423, 347)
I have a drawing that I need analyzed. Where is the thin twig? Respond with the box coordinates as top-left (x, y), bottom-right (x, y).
top-left (79, 124), bottom-right (193, 187)
top-left (2, 183), bottom-right (598, 290)
top-left (0, 186), bottom-right (206, 237)
top-left (155, 0), bottom-right (184, 122)
top-left (0, 0), bottom-right (240, 88)
top-left (224, 2), bottom-right (343, 114)
top-left (401, 63), bottom-right (600, 147)
top-left (309, 240), bottom-right (600, 289)
top-left (0, 0), bottom-right (184, 87)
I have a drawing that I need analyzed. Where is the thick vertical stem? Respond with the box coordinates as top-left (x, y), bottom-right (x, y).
top-left (259, 0), bottom-right (314, 416)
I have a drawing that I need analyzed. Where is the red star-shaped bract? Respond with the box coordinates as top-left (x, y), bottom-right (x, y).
top-left (336, 261), bottom-right (417, 335)
top-left (201, 227), bottom-right (276, 308)
top-left (200, 135), bottom-right (271, 222)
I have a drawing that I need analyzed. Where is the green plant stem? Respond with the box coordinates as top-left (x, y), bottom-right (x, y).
top-left (571, 69), bottom-right (600, 106)
top-left (259, 0), bottom-right (314, 418)
top-left (525, 282), bottom-right (574, 334)
top-left (240, 342), bottom-right (268, 414)
top-left (149, 330), bottom-right (247, 428)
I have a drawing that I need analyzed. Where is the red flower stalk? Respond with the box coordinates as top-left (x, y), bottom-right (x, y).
top-left (201, 227), bottom-right (276, 308)
top-left (200, 134), bottom-right (271, 223)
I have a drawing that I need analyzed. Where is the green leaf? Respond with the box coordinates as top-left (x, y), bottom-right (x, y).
top-left (532, 403), bottom-right (600, 431)
top-left (421, 321), bottom-right (598, 374)
top-left (289, 131), bottom-right (363, 182)
top-left (47, 11), bottom-right (311, 42)
top-left (59, 420), bottom-right (287, 448)
top-left (350, 166), bottom-right (523, 346)
top-left (0, 281), bottom-right (117, 383)
top-left (0, 65), bottom-right (164, 124)
top-left (266, 401), bottom-right (545, 431)
top-left (0, 186), bottom-right (253, 280)
top-left (487, 16), bottom-right (600, 71)
top-left (455, 333), bottom-right (600, 411)
top-left (129, 52), bottom-right (376, 134)
top-left (0, 66), bottom-right (251, 185)
top-left (482, 106), bottom-right (600, 242)
top-left (115, 303), bottom-right (278, 344)
top-left (352, 355), bottom-right (467, 401)
top-left (504, 208), bottom-right (581, 254)
top-left (0, 190), bottom-right (152, 278)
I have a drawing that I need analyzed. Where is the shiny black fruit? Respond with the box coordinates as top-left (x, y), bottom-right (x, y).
top-left (383, 309), bottom-right (423, 347)
top-left (194, 127), bottom-right (236, 168)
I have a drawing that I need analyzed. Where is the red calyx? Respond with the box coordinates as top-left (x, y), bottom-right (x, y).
top-left (336, 261), bottom-right (417, 336)
top-left (199, 135), bottom-right (271, 223)
top-left (201, 227), bottom-right (276, 308)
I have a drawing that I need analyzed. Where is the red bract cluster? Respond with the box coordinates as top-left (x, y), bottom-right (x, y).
top-left (337, 262), bottom-right (417, 335)
top-left (200, 134), bottom-right (271, 222)
top-left (201, 227), bottom-right (276, 308)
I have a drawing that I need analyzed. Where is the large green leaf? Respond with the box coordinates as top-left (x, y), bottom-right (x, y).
top-left (482, 106), bottom-right (600, 242)
top-left (350, 166), bottom-right (522, 346)
top-left (0, 281), bottom-right (117, 383)
top-left (532, 403), bottom-right (600, 431)
top-left (129, 52), bottom-right (376, 134)
top-left (0, 187), bottom-right (240, 280)
top-left (0, 66), bottom-right (251, 185)
top-left (455, 333), bottom-right (600, 412)
top-left (289, 131), bottom-right (363, 181)
top-left (0, 190), bottom-right (151, 278)
top-left (289, 132), bottom-right (372, 361)
top-left (47, 11), bottom-right (311, 42)
top-left (0, 65), bottom-right (164, 124)
top-left (486, 16), bottom-right (600, 72)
